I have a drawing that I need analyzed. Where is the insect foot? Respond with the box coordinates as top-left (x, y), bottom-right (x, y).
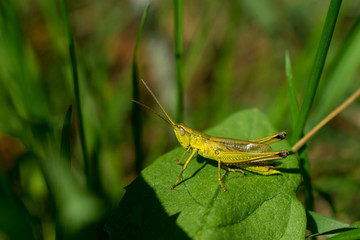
top-left (277, 151), bottom-right (289, 158)
top-left (275, 132), bottom-right (287, 139)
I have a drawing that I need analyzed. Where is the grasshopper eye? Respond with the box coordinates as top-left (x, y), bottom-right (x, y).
top-left (179, 127), bottom-right (185, 136)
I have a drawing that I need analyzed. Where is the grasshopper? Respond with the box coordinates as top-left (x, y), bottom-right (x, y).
top-left (133, 80), bottom-right (289, 192)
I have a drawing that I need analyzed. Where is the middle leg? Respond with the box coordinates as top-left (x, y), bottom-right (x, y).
top-left (218, 160), bottom-right (227, 192)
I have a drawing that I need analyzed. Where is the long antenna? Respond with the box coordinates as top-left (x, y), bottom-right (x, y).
top-left (140, 80), bottom-right (176, 126)
top-left (131, 100), bottom-right (173, 126)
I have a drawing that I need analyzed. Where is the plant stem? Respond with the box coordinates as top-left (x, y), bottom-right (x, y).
top-left (174, 0), bottom-right (184, 123)
top-left (292, 88), bottom-right (360, 153)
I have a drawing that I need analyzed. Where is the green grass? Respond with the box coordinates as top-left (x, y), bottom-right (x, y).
top-left (285, 51), bottom-right (299, 130)
top-left (174, 0), bottom-right (184, 123)
top-left (290, 0), bottom-right (342, 145)
top-left (60, 0), bottom-right (90, 186)
top-left (131, 3), bottom-right (150, 174)
top-left (0, 0), bottom-right (359, 239)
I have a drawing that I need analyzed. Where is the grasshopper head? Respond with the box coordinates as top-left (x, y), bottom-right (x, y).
top-left (173, 124), bottom-right (192, 149)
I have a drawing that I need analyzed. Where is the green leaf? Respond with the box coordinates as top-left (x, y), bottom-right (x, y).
top-left (105, 109), bottom-right (304, 239)
top-left (307, 210), bottom-right (349, 238)
top-left (328, 229), bottom-right (360, 240)
top-left (306, 211), bottom-right (360, 239)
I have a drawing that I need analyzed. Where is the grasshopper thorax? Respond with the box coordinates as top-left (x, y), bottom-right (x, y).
top-left (173, 123), bottom-right (192, 149)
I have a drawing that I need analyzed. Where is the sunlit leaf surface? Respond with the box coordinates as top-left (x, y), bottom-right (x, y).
top-left (106, 109), bottom-right (305, 239)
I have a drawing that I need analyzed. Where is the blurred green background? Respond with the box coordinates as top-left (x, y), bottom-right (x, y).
top-left (0, 0), bottom-right (359, 239)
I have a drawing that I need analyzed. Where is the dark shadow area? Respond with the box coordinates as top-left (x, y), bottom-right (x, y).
top-left (306, 210), bottom-right (319, 237)
top-left (305, 227), bottom-right (358, 239)
top-left (0, 160), bottom-right (35, 240)
top-left (288, 151), bottom-right (296, 156)
top-left (104, 174), bottom-right (190, 240)
top-left (198, 156), bottom-right (216, 167)
top-left (180, 162), bottom-right (207, 186)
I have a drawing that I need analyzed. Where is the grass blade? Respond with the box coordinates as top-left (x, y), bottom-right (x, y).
top-left (60, 105), bottom-right (72, 162)
top-left (174, 0), bottom-right (184, 122)
top-left (312, 16), bottom-right (360, 124)
top-left (132, 3), bottom-right (150, 174)
top-left (289, 0), bottom-right (343, 212)
top-left (60, 0), bottom-right (89, 181)
top-left (290, 0), bottom-right (342, 145)
top-left (285, 51), bottom-right (299, 130)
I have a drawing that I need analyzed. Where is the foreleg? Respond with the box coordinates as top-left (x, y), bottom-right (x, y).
top-left (170, 150), bottom-right (197, 190)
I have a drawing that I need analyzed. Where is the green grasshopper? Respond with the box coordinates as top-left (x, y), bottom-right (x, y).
top-left (133, 80), bottom-right (289, 192)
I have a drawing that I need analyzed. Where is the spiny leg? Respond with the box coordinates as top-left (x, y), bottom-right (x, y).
top-left (217, 150), bottom-right (288, 164)
top-left (251, 131), bottom-right (287, 144)
top-left (248, 150), bottom-right (288, 163)
top-left (218, 160), bottom-right (227, 192)
top-left (174, 149), bottom-right (187, 164)
top-left (170, 150), bottom-right (197, 190)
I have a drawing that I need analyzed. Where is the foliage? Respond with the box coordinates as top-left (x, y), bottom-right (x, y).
top-left (105, 110), bottom-right (304, 239)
